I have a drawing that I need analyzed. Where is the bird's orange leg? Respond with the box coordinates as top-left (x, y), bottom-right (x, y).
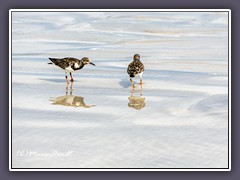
top-left (65, 74), bottom-right (69, 84)
top-left (70, 73), bottom-right (74, 82)
top-left (140, 80), bottom-right (143, 90)
top-left (130, 78), bottom-right (136, 88)
top-left (140, 79), bottom-right (144, 89)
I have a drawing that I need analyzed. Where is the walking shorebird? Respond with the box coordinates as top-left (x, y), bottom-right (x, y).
top-left (48, 57), bottom-right (95, 83)
top-left (127, 54), bottom-right (145, 88)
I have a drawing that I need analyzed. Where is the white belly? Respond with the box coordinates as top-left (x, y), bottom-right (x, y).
top-left (64, 66), bottom-right (75, 73)
top-left (136, 72), bottom-right (143, 79)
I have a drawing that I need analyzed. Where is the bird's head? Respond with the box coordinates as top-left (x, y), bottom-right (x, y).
top-left (133, 54), bottom-right (140, 61)
top-left (81, 57), bottom-right (95, 66)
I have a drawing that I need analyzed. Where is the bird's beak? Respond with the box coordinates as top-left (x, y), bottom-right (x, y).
top-left (90, 62), bottom-right (96, 66)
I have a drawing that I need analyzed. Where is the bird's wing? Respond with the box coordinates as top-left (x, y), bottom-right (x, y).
top-left (127, 61), bottom-right (145, 75)
top-left (63, 58), bottom-right (81, 69)
top-left (63, 57), bottom-right (80, 64)
top-left (127, 62), bottom-right (135, 74)
top-left (49, 58), bottom-right (70, 69)
top-left (137, 61), bottom-right (144, 72)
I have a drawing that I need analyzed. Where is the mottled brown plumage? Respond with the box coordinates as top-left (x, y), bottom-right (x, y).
top-left (49, 57), bottom-right (83, 70)
top-left (127, 54), bottom-right (144, 88)
top-left (48, 57), bottom-right (95, 83)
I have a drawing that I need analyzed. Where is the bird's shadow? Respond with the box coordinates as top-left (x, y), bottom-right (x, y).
top-left (119, 78), bottom-right (132, 88)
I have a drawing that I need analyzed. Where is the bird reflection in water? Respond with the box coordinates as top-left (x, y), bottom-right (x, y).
top-left (128, 86), bottom-right (145, 110)
top-left (50, 82), bottom-right (95, 108)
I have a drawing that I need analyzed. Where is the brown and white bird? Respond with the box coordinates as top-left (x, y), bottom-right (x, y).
top-left (48, 57), bottom-right (95, 83)
top-left (127, 54), bottom-right (145, 88)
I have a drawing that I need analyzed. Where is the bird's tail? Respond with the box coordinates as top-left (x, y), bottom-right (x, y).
top-left (130, 73), bottom-right (135, 78)
top-left (48, 58), bottom-right (61, 64)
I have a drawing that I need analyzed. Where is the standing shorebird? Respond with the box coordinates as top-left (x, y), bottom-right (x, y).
top-left (48, 57), bottom-right (95, 83)
top-left (127, 54), bottom-right (145, 88)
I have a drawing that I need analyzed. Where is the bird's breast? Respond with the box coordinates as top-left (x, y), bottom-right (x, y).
top-left (74, 63), bottom-right (80, 69)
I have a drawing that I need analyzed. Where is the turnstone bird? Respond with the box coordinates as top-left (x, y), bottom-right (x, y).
top-left (48, 57), bottom-right (95, 83)
top-left (127, 54), bottom-right (144, 88)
